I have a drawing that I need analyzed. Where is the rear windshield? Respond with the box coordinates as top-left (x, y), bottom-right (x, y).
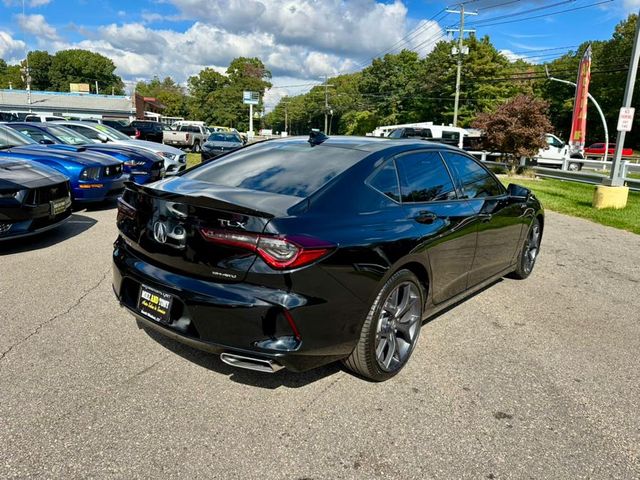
top-left (185, 141), bottom-right (368, 198)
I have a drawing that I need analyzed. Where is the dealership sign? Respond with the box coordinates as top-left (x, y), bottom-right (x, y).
top-left (569, 45), bottom-right (592, 152)
top-left (243, 91), bottom-right (259, 105)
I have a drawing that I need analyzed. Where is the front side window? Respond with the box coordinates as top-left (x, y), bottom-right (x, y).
top-left (395, 151), bottom-right (457, 203)
top-left (66, 125), bottom-right (102, 140)
top-left (442, 152), bottom-right (503, 199)
top-left (16, 127), bottom-right (55, 144)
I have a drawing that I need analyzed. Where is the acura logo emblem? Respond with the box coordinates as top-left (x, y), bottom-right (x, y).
top-left (153, 221), bottom-right (168, 244)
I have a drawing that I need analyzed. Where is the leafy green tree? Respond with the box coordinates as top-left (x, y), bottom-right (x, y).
top-left (136, 76), bottom-right (187, 117)
top-left (23, 50), bottom-right (52, 90)
top-left (48, 49), bottom-right (124, 94)
top-left (0, 62), bottom-right (24, 89)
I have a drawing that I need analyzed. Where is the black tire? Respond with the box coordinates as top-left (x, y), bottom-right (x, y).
top-left (343, 269), bottom-right (424, 381)
top-left (567, 162), bottom-right (582, 171)
top-left (510, 218), bottom-right (541, 280)
top-left (192, 141), bottom-right (201, 153)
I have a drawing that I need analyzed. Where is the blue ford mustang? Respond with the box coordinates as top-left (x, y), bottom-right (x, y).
top-left (0, 125), bottom-right (126, 203)
top-left (6, 123), bottom-right (165, 185)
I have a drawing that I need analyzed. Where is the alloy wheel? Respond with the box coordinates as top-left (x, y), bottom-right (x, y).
top-left (375, 281), bottom-right (421, 372)
top-left (523, 222), bottom-right (540, 274)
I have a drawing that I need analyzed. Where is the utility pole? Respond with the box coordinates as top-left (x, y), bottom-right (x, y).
top-left (284, 102), bottom-right (288, 135)
top-left (608, 9), bottom-right (640, 187)
top-left (322, 75), bottom-right (334, 134)
top-left (95, 81), bottom-right (99, 95)
top-left (446, 5), bottom-right (476, 127)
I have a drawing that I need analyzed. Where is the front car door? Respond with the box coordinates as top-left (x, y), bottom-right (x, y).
top-left (442, 151), bottom-right (526, 286)
top-left (394, 150), bottom-right (478, 305)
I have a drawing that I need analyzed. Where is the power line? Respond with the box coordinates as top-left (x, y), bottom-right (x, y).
top-left (467, 0), bottom-right (576, 26)
top-left (470, 0), bottom-right (613, 28)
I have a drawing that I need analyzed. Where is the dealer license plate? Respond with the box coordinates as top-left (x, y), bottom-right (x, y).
top-left (137, 284), bottom-right (173, 324)
top-left (50, 197), bottom-right (70, 216)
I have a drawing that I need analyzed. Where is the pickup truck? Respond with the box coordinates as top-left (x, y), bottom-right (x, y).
top-left (534, 133), bottom-right (584, 171)
top-left (163, 124), bottom-right (208, 152)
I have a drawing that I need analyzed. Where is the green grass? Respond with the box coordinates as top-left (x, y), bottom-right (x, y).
top-left (502, 177), bottom-right (640, 235)
top-left (187, 153), bottom-right (202, 169)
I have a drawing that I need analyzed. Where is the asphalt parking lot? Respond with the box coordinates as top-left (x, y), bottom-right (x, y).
top-left (1, 205), bottom-right (639, 479)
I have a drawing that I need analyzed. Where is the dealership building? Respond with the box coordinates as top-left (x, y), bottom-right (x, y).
top-left (0, 89), bottom-right (172, 122)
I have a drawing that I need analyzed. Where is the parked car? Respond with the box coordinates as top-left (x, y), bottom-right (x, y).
top-left (163, 124), bottom-right (208, 152)
top-left (0, 156), bottom-right (72, 241)
top-left (0, 125), bottom-right (126, 204)
top-left (584, 143), bottom-right (633, 158)
top-left (53, 121), bottom-right (187, 175)
top-left (201, 132), bottom-right (244, 161)
top-left (6, 123), bottom-right (165, 184)
top-left (105, 120), bottom-right (136, 136)
top-left (130, 120), bottom-right (164, 143)
top-left (388, 127), bottom-right (433, 139)
top-left (25, 114), bottom-right (66, 123)
top-left (112, 134), bottom-right (544, 381)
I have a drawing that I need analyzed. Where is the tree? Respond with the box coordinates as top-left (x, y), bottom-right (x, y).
top-left (23, 50), bottom-right (52, 90)
top-left (0, 62), bottom-right (24, 89)
top-left (48, 49), bottom-right (124, 94)
top-left (473, 95), bottom-right (552, 170)
top-left (136, 76), bottom-right (187, 117)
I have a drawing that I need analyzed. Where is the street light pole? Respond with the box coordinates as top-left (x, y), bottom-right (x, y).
top-left (608, 9), bottom-right (640, 186)
top-left (545, 67), bottom-right (609, 163)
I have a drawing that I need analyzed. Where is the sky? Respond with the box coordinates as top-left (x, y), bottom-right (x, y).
top-left (0, 0), bottom-right (638, 108)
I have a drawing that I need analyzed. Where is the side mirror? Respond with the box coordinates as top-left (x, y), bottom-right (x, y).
top-left (507, 183), bottom-right (531, 200)
top-left (97, 133), bottom-right (109, 143)
top-left (39, 139), bottom-right (55, 145)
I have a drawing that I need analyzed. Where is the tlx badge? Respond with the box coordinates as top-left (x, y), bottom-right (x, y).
top-left (218, 219), bottom-right (246, 229)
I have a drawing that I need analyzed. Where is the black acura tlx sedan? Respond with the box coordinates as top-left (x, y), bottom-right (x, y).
top-left (113, 134), bottom-right (544, 381)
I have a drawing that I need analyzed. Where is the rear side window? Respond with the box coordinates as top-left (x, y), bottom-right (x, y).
top-left (442, 152), bottom-right (503, 199)
top-left (66, 125), bottom-right (101, 140)
top-left (367, 159), bottom-right (400, 202)
top-left (185, 142), bottom-right (368, 198)
top-left (395, 151), bottom-right (457, 203)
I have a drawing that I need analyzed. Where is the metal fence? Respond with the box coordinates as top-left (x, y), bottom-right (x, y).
top-left (474, 155), bottom-right (640, 193)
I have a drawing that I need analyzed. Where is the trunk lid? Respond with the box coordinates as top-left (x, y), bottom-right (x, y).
top-left (117, 177), bottom-right (304, 282)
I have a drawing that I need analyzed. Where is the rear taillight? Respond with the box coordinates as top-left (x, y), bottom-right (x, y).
top-left (185, 133), bottom-right (190, 141)
top-left (199, 228), bottom-right (334, 270)
top-left (135, 129), bottom-right (141, 138)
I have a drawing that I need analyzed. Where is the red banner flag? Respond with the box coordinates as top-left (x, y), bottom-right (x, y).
top-left (569, 45), bottom-right (592, 152)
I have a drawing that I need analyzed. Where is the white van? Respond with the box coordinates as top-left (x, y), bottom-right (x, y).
top-left (371, 122), bottom-right (468, 148)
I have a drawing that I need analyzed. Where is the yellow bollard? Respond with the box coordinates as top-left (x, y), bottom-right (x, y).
top-left (592, 185), bottom-right (629, 209)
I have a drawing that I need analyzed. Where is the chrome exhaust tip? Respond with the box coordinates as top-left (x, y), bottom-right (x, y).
top-left (220, 353), bottom-right (284, 373)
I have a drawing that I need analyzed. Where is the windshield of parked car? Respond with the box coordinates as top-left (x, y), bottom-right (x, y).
top-left (185, 141), bottom-right (368, 198)
top-left (46, 125), bottom-right (92, 145)
top-left (207, 133), bottom-right (242, 143)
top-left (0, 125), bottom-right (36, 149)
top-left (93, 123), bottom-right (132, 140)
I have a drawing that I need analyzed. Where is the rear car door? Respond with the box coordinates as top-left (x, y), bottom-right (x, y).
top-left (442, 152), bottom-right (525, 286)
top-left (395, 150), bottom-right (478, 305)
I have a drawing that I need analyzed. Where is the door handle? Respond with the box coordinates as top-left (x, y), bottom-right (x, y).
top-left (478, 213), bottom-right (493, 223)
top-left (414, 211), bottom-right (438, 224)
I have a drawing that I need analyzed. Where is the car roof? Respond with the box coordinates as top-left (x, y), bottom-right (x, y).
top-left (267, 135), bottom-right (462, 153)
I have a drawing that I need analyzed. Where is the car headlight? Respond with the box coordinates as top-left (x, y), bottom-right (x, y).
top-left (124, 160), bottom-right (147, 167)
top-left (156, 151), bottom-right (176, 160)
top-left (0, 189), bottom-right (26, 201)
top-left (80, 167), bottom-right (101, 180)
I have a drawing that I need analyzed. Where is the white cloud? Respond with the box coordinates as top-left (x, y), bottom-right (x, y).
top-left (0, 30), bottom-right (26, 62)
top-left (16, 14), bottom-right (60, 41)
top-left (3, 0), bottom-right (52, 6)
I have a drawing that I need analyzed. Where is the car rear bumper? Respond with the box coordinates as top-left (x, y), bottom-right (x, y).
top-left (112, 238), bottom-right (365, 372)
